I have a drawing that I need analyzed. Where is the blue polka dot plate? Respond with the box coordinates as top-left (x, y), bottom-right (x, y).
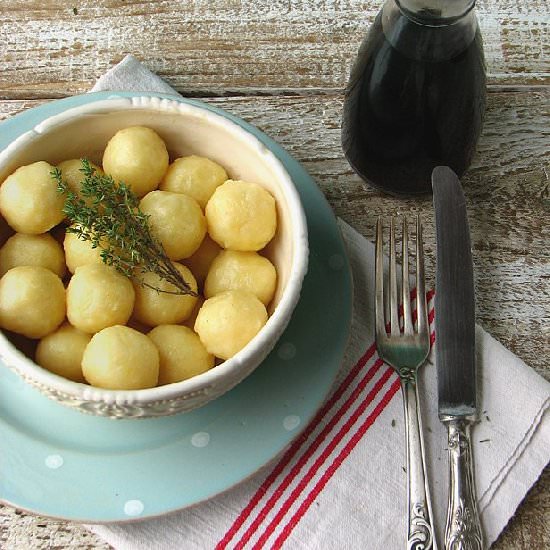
top-left (0, 92), bottom-right (352, 523)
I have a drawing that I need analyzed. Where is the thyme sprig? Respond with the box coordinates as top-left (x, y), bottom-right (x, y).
top-left (52, 159), bottom-right (196, 296)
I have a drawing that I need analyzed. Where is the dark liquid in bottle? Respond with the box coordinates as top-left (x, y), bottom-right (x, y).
top-left (342, 12), bottom-right (486, 195)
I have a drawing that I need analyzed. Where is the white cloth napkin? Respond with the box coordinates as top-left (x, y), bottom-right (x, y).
top-left (88, 55), bottom-right (550, 549)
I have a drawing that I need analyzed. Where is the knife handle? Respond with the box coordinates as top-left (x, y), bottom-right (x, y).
top-left (401, 379), bottom-right (436, 550)
top-left (443, 418), bottom-right (484, 550)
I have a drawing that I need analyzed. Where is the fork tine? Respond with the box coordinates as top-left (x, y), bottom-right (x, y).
top-left (402, 218), bottom-right (413, 335)
top-left (416, 215), bottom-right (429, 336)
top-left (375, 217), bottom-right (386, 340)
top-left (389, 217), bottom-right (400, 336)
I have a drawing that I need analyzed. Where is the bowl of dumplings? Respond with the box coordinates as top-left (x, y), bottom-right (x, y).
top-left (0, 95), bottom-right (308, 418)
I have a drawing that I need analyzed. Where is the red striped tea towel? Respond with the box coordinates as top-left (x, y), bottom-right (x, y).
top-left (88, 56), bottom-right (550, 549)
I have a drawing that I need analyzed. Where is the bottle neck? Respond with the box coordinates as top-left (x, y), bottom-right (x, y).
top-left (395, 0), bottom-right (476, 24)
top-left (381, 0), bottom-right (479, 61)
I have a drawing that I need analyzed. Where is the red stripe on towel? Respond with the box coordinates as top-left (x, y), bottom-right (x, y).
top-left (251, 366), bottom-right (395, 550)
top-left (216, 342), bottom-right (378, 549)
top-left (271, 324), bottom-right (435, 547)
top-left (273, 378), bottom-right (402, 548)
top-left (234, 359), bottom-right (386, 549)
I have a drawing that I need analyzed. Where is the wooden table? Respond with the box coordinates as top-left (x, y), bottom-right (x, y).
top-left (0, 1), bottom-right (548, 548)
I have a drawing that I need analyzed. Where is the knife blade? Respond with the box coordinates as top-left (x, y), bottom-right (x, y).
top-left (432, 166), bottom-right (484, 550)
top-left (433, 166), bottom-right (476, 418)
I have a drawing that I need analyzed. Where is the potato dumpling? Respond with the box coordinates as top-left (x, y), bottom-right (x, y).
top-left (139, 191), bottom-right (206, 260)
top-left (0, 161), bottom-right (65, 234)
top-left (102, 126), bottom-right (169, 198)
top-left (0, 266), bottom-right (65, 338)
top-left (194, 290), bottom-right (268, 360)
top-left (205, 250), bottom-right (277, 306)
top-left (82, 325), bottom-right (159, 390)
top-left (35, 323), bottom-right (91, 382)
top-left (182, 235), bottom-right (222, 288)
top-left (148, 325), bottom-right (214, 385)
top-left (205, 180), bottom-right (277, 251)
top-left (0, 233), bottom-right (66, 278)
top-left (67, 263), bottom-right (135, 333)
top-left (63, 228), bottom-right (104, 274)
top-left (159, 155), bottom-right (228, 209)
top-left (57, 159), bottom-right (102, 198)
top-left (133, 262), bottom-right (198, 326)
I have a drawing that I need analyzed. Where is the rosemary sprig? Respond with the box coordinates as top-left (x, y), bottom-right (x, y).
top-left (52, 159), bottom-right (196, 296)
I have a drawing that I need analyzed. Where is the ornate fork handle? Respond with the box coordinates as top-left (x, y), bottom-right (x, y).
top-left (442, 418), bottom-right (484, 550)
top-left (401, 376), bottom-right (436, 550)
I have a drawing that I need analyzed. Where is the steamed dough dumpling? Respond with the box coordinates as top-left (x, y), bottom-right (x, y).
top-left (0, 233), bottom-right (66, 278)
top-left (67, 263), bottom-right (135, 333)
top-left (205, 180), bottom-right (277, 251)
top-left (57, 159), bottom-right (102, 198)
top-left (102, 126), bottom-right (169, 198)
top-left (133, 262), bottom-right (198, 326)
top-left (159, 155), bottom-right (228, 209)
top-left (182, 235), bottom-right (222, 289)
top-left (82, 325), bottom-right (159, 390)
top-left (63, 227), bottom-right (104, 274)
top-left (36, 323), bottom-right (91, 382)
top-left (204, 250), bottom-right (277, 306)
top-left (139, 191), bottom-right (206, 260)
top-left (148, 325), bottom-right (214, 385)
top-left (0, 161), bottom-right (65, 234)
top-left (0, 266), bottom-right (65, 338)
top-left (194, 290), bottom-right (268, 360)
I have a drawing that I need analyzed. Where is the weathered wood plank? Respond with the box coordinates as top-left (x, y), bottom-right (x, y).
top-left (493, 467), bottom-right (550, 550)
top-left (0, 506), bottom-right (111, 549)
top-left (0, 0), bottom-right (548, 100)
top-left (0, 89), bottom-right (548, 549)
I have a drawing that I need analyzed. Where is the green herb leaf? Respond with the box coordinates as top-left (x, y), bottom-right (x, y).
top-left (52, 159), bottom-right (197, 296)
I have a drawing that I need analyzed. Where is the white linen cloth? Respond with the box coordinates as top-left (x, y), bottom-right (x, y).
top-left (88, 55), bottom-right (550, 549)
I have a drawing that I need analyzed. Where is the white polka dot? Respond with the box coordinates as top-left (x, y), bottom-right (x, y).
top-left (191, 432), bottom-right (210, 448)
top-left (283, 415), bottom-right (301, 431)
top-left (277, 342), bottom-right (296, 360)
top-left (328, 254), bottom-right (345, 270)
top-left (45, 454), bottom-right (64, 469)
top-left (124, 499), bottom-right (144, 517)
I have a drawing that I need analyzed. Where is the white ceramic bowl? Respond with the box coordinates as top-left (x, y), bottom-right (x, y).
top-left (0, 95), bottom-right (308, 418)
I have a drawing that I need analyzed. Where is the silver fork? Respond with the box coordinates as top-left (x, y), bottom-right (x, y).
top-left (375, 215), bottom-right (436, 550)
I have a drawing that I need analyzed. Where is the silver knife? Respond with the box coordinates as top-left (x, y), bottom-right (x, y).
top-left (432, 166), bottom-right (484, 550)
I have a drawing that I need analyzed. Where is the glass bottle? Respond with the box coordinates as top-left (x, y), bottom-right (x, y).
top-left (341, 0), bottom-right (486, 195)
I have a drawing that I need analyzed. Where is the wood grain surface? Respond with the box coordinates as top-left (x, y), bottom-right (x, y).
top-left (0, 0), bottom-right (548, 548)
top-left (0, 0), bottom-right (548, 100)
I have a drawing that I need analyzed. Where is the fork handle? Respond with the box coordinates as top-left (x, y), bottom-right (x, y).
top-left (401, 378), bottom-right (437, 550)
top-left (442, 418), bottom-right (484, 550)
